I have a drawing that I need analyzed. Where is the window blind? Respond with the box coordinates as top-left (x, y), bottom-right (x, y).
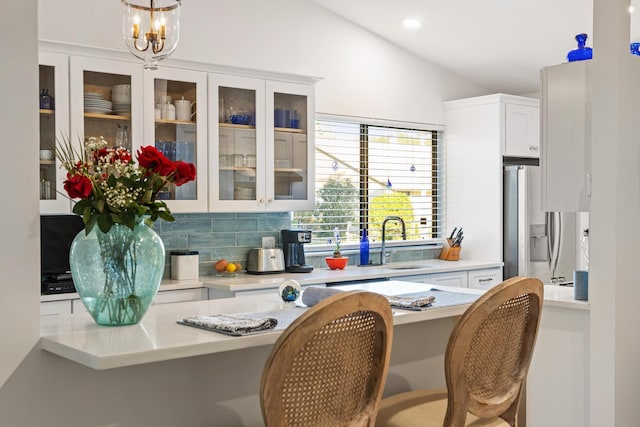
top-left (292, 117), bottom-right (445, 246)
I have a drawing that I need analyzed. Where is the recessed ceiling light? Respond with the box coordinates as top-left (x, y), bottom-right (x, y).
top-left (630, 5), bottom-right (635, 13)
top-left (402, 18), bottom-right (422, 29)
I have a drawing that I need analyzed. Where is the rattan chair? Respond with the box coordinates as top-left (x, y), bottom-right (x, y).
top-left (260, 290), bottom-right (394, 427)
top-left (375, 276), bottom-right (544, 427)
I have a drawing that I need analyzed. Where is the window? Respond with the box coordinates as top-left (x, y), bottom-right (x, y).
top-left (292, 115), bottom-right (445, 246)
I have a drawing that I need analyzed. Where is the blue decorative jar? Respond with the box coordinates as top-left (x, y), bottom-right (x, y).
top-left (567, 33), bottom-right (593, 62)
top-left (69, 219), bottom-right (165, 326)
top-left (631, 42), bottom-right (640, 56)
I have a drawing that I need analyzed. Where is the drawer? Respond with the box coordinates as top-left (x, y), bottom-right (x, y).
top-left (428, 271), bottom-right (468, 288)
top-left (153, 288), bottom-right (207, 304)
top-left (41, 300), bottom-right (72, 316)
top-left (468, 268), bottom-right (503, 290)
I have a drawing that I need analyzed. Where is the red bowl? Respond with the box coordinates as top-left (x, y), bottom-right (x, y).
top-left (325, 257), bottom-right (349, 270)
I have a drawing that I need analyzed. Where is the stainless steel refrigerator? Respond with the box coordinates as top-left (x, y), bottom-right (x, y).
top-left (503, 163), bottom-right (577, 284)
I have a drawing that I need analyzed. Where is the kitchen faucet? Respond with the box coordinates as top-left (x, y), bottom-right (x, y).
top-left (381, 216), bottom-right (406, 265)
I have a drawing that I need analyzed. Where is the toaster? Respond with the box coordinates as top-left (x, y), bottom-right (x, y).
top-left (246, 248), bottom-right (285, 274)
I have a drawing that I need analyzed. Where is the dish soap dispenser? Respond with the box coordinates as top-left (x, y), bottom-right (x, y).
top-left (360, 228), bottom-right (370, 266)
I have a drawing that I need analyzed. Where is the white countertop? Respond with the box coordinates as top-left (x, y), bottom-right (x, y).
top-left (40, 282), bottom-right (479, 370)
top-left (203, 259), bottom-right (504, 293)
top-left (39, 280), bottom-right (587, 370)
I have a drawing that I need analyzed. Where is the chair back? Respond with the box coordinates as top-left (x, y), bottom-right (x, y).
top-left (444, 276), bottom-right (544, 426)
top-left (260, 290), bottom-right (394, 427)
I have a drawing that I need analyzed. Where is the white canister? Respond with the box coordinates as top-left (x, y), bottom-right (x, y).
top-left (175, 97), bottom-right (195, 121)
top-left (162, 101), bottom-right (176, 121)
top-left (171, 251), bottom-right (199, 280)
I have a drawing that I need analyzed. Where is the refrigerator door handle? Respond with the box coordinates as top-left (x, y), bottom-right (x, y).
top-left (546, 212), bottom-right (563, 279)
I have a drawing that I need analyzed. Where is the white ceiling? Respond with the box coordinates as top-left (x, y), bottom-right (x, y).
top-left (311, 0), bottom-right (607, 95)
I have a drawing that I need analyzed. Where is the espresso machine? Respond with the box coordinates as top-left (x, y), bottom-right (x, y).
top-left (281, 229), bottom-right (314, 273)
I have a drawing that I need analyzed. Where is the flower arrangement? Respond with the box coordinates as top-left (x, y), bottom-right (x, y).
top-left (56, 136), bottom-right (196, 233)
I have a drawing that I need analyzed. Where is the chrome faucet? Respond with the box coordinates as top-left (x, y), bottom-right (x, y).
top-left (381, 216), bottom-right (406, 265)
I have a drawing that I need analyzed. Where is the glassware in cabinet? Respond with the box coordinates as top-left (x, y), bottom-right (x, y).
top-left (209, 73), bottom-right (266, 212)
top-left (39, 51), bottom-right (71, 213)
top-left (266, 81), bottom-right (315, 211)
top-left (144, 68), bottom-right (208, 212)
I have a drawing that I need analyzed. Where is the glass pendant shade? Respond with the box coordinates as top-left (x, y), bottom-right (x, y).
top-left (122, 0), bottom-right (181, 70)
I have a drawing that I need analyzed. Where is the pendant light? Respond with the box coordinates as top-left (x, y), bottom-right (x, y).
top-left (122, 0), bottom-right (181, 70)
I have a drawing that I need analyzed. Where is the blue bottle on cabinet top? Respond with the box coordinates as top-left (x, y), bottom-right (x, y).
top-left (567, 33), bottom-right (593, 62)
top-left (631, 43), bottom-right (640, 56)
top-left (359, 228), bottom-right (370, 266)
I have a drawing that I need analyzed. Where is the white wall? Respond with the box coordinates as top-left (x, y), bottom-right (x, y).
top-left (0, 0), bottom-right (40, 386)
top-left (0, 0), bottom-right (491, 425)
top-left (38, 0), bottom-right (489, 125)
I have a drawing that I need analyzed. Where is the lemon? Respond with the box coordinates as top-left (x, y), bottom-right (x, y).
top-left (225, 262), bottom-right (237, 273)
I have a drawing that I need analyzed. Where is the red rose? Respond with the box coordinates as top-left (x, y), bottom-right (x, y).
top-left (173, 161), bottom-right (196, 186)
top-left (137, 146), bottom-right (165, 170)
top-left (64, 173), bottom-right (93, 199)
top-left (155, 156), bottom-right (176, 176)
top-left (94, 148), bottom-right (111, 162)
top-left (113, 148), bottom-right (132, 163)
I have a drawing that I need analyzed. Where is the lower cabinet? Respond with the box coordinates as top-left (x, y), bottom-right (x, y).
top-left (153, 288), bottom-right (208, 304)
top-left (40, 300), bottom-right (72, 316)
top-left (428, 271), bottom-right (469, 288)
top-left (468, 268), bottom-right (503, 290)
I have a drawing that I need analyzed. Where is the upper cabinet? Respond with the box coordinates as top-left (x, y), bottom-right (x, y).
top-left (504, 101), bottom-right (540, 158)
top-left (144, 67), bottom-right (208, 212)
top-left (70, 56), bottom-right (143, 156)
top-left (209, 74), bottom-right (315, 212)
top-left (540, 61), bottom-right (591, 212)
top-left (39, 51), bottom-right (71, 213)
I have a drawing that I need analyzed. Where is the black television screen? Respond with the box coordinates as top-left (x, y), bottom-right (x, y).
top-left (40, 214), bottom-right (85, 276)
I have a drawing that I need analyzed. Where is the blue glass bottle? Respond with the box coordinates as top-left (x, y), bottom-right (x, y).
top-left (359, 228), bottom-right (369, 266)
top-left (631, 42), bottom-right (640, 56)
top-left (567, 33), bottom-right (593, 62)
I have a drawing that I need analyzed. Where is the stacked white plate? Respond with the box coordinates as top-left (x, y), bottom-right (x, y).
top-left (113, 103), bottom-right (131, 115)
top-left (84, 92), bottom-right (112, 114)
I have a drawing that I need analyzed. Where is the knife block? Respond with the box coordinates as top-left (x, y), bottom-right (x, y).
top-left (439, 238), bottom-right (461, 261)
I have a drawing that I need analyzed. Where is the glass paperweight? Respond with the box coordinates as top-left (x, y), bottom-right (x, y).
top-left (631, 43), bottom-right (640, 56)
top-left (278, 279), bottom-right (301, 303)
top-left (567, 33), bottom-right (593, 62)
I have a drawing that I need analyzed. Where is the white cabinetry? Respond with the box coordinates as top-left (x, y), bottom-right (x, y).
top-left (209, 74), bottom-right (315, 212)
top-left (70, 56), bottom-right (143, 155)
top-left (445, 94), bottom-right (539, 263)
top-left (468, 268), bottom-right (502, 290)
top-left (144, 67), bottom-right (208, 212)
top-left (39, 51), bottom-right (71, 214)
top-left (428, 271), bottom-right (468, 288)
top-left (541, 61), bottom-right (591, 212)
top-left (153, 288), bottom-right (208, 304)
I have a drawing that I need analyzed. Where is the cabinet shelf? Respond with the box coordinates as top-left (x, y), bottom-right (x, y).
top-left (219, 122), bottom-right (256, 130)
top-left (40, 109), bottom-right (55, 115)
top-left (155, 118), bottom-right (196, 126)
top-left (84, 112), bottom-right (131, 121)
top-left (274, 127), bottom-right (305, 134)
top-left (40, 160), bottom-right (56, 165)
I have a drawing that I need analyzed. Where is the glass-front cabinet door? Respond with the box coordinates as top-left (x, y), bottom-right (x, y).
top-left (70, 56), bottom-right (143, 160)
top-left (266, 81), bottom-right (314, 211)
top-left (209, 74), bottom-right (266, 212)
top-left (39, 51), bottom-right (71, 213)
top-left (209, 74), bottom-right (314, 212)
top-left (144, 68), bottom-right (208, 212)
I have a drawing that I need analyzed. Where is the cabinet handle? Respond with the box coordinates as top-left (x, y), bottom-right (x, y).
top-left (259, 198), bottom-right (265, 204)
top-left (267, 198), bottom-right (273, 204)
top-left (478, 278), bottom-right (493, 283)
top-left (529, 145), bottom-right (539, 151)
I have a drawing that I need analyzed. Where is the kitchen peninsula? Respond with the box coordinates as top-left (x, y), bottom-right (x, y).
top-left (38, 277), bottom-right (588, 427)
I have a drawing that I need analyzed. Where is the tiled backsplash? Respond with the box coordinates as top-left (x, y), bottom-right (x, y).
top-left (157, 212), bottom-right (441, 278)
top-left (156, 212), bottom-right (291, 278)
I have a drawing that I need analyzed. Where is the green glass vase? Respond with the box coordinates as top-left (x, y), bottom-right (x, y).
top-left (69, 219), bottom-right (165, 326)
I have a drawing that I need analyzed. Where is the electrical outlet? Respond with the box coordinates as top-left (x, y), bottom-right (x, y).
top-left (262, 236), bottom-right (275, 249)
